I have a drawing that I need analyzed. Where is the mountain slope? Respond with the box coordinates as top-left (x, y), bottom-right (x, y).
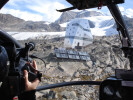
top-left (0, 13), bottom-right (64, 32)
top-left (0, 13), bottom-right (24, 24)
top-left (76, 10), bottom-right (103, 18)
top-left (55, 11), bottom-right (78, 24)
top-left (55, 10), bottom-right (104, 24)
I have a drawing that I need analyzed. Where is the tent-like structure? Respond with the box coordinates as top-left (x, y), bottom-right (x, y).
top-left (64, 18), bottom-right (93, 48)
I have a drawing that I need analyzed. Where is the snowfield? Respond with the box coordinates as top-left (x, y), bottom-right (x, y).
top-left (84, 16), bottom-right (118, 36)
top-left (60, 16), bottom-right (118, 36)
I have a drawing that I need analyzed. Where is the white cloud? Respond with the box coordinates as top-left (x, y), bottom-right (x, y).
top-left (2, 0), bottom-right (66, 22)
top-left (6, 0), bottom-right (18, 6)
top-left (27, 1), bottom-right (66, 22)
top-left (115, 6), bottom-right (133, 18)
top-left (125, 8), bottom-right (133, 17)
top-left (117, 6), bottom-right (125, 15)
top-left (7, 0), bottom-right (31, 6)
top-left (0, 8), bottom-right (44, 21)
top-left (119, 6), bottom-right (125, 12)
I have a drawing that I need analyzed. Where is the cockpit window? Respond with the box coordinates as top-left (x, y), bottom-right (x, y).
top-left (0, 0), bottom-right (133, 100)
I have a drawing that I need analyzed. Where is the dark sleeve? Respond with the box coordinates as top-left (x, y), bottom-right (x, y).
top-left (19, 90), bottom-right (36, 100)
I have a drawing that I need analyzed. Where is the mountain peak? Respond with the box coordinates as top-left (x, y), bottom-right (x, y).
top-left (55, 11), bottom-right (78, 24)
top-left (55, 10), bottom-right (104, 24)
top-left (0, 13), bottom-right (24, 24)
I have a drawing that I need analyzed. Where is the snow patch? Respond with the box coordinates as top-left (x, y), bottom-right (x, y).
top-left (44, 22), bottom-right (51, 25)
top-left (60, 22), bottom-right (68, 27)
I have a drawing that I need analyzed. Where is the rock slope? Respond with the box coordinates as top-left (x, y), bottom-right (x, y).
top-left (19, 35), bottom-right (129, 100)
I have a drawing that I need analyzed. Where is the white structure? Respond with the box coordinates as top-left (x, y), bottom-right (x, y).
top-left (64, 19), bottom-right (93, 48)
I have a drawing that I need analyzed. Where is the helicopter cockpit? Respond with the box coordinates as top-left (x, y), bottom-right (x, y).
top-left (0, 0), bottom-right (133, 100)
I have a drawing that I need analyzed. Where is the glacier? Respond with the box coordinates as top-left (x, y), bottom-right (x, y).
top-left (8, 32), bottom-right (65, 40)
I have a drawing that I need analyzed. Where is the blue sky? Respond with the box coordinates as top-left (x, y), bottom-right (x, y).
top-left (1, 0), bottom-right (133, 22)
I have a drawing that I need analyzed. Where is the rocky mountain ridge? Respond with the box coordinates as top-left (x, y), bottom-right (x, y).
top-left (55, 10), bottom-right (104, 24)
top-left (0, 13), bottom-right (64, 32)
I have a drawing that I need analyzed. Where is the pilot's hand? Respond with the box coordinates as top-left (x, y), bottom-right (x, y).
top-left (24, 60), bottom-right (40, 91)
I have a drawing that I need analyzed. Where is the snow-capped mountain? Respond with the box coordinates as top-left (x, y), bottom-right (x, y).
top-left (58, 10), bottom-right (133, 36)
top-left (55, 10), bottom-right (104, 24)
top-left (55, 10), bottom-right (119, 36)
top-left (55, 11), bottom-right (78, 24)
top-left (59, 15), bottom-right (117, 36)
top-left (76, 10), bottom-right (104, 18)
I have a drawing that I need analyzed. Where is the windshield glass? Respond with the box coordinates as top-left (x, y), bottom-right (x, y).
top-left (0, 0), bottom-right (132, 99)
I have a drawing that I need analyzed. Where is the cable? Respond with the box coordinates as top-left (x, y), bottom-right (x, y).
top-left (36, 81), bottom-right (102, 91)
top-left (118, 30), bottom-right (122, 44)
top-left (29, 55), bottom-right (46, 68)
